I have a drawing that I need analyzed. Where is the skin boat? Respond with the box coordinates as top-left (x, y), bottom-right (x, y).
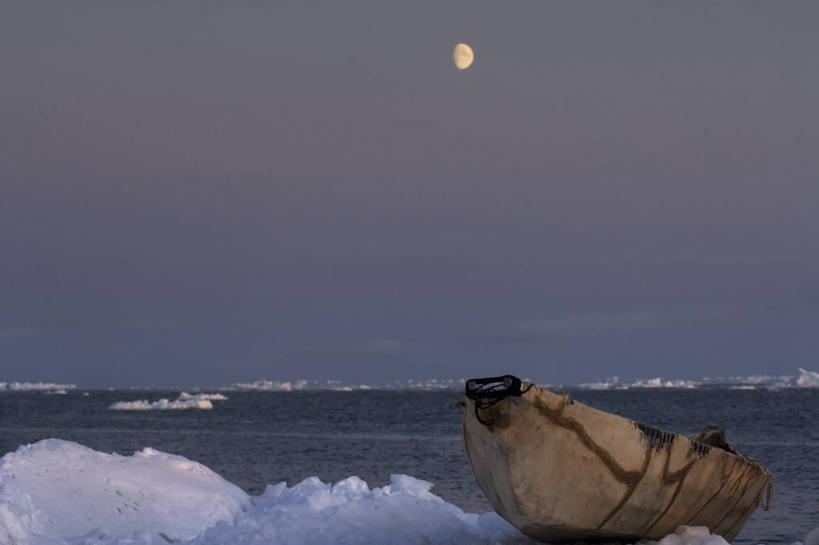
top-left (461, 376), bottom-right (773, 543)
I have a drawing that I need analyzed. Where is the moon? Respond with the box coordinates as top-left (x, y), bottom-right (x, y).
top-left (453, 43), bottom-right (474, 70)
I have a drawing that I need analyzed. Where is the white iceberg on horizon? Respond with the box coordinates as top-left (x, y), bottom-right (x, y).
top-left (796, 368), bottom-right (819, 388)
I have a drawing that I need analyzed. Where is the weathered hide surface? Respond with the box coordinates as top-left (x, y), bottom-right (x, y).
top-left (462, 384), bottom-right (773, 543)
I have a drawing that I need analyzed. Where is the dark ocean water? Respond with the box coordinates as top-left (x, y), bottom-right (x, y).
top-left (0, 388), bottom-right (816, 544)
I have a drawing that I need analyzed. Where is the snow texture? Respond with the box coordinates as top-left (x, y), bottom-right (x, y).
top-left (0, 440), bottom-right (248, 544)
top-left (0, 440), bottom-right (815, 545)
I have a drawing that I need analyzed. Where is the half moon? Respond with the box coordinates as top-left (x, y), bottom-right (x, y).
top-left (453, 43), bottom-right (474, 70)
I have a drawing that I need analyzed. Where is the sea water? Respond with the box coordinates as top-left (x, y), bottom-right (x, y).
top-left (0, 388), bottom-right (816, 544)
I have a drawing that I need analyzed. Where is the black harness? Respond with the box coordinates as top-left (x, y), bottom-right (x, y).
top-left (464, 375), bottom-right (530, 425)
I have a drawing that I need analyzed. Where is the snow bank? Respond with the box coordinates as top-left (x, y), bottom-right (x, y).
top-left (0, 439), bottom-right (248, 544)
top-left (639, 526), bottom-right (819, 545)
top-left (108, 393), bottom-right (226, 411)
top-left (0, 440), bottom-right (529, 545)
top-left (190, 474), bottom-right (532, 545)
top-left (0, 440), bottom-right (815, 545)
top-left (636, 527), bottom-right (730, 545)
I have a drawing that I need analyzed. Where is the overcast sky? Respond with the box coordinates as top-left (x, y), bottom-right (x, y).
top-left (1, 1), bottom-right (818, 387)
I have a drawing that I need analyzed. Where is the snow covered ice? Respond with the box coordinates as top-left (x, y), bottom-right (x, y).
top-left (0, 440), bottom-right (816, 545)
top-left (0, 440), bottom-right (247, 544)
top-left (0, 440), bottom-right (528, 545)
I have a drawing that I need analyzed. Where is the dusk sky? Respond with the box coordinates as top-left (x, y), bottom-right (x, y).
top-left (2, 2), bottom-right (818, 387)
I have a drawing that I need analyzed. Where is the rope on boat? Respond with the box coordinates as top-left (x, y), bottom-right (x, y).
top-left (635, 422), bottom-right (717, 457)
top-left (465, 375), bottom-right (532, 425)
top-left (690, 441), bottom-right (712, 457)
top-left (636, 422), bottom-right (680, 450)
top-left (635, 422), bottom-right (775, 512)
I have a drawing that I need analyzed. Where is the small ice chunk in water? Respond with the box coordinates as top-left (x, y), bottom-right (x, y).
top-left (799, 527), bottom-right (819, 545)
top-left (108, 393), bottom-right (226, 411)
top-left (638, 526), bottom-right (729, 545)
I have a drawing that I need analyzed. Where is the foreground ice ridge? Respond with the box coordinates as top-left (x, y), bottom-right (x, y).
top-left (0, 440), bottom-right (528, 545)
top-left (1, 440), bottom-right (816, 545)
top-left (0, 440), bottom-right (248, 545)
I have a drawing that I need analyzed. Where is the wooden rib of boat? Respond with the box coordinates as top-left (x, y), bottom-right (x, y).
top-left (461, 376), bottom-right (773, 543)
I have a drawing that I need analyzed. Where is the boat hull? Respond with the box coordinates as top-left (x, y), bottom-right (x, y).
top-left (462, 384), bottom-right (772, 542)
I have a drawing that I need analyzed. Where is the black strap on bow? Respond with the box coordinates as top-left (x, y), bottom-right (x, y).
top-left (464, 375), bottom-right (529, 425)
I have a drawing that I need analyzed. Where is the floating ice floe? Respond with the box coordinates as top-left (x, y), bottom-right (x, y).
top-left (0, 439), bottom-right (815, 545)
top-left (108, 392), bottom-right (226, 411)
